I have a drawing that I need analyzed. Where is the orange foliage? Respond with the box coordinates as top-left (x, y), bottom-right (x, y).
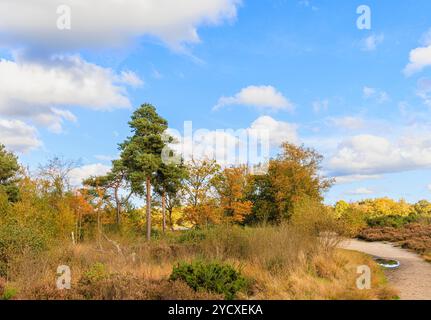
top-left (217, 166), bottom-right (252, 223)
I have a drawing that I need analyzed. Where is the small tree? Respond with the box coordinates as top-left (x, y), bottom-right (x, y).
top-left (216, 166), bottom-right (253, 224)
top-left (38, 156), bottom-right (76, 196)
top-left (0, 144), bottom-right (20, 202)
top-left (247, 142), bottom-right (334, 224)
top-left (83, 160), bottom-right (133, 226)
top-left (154, 162), bottom-right (187, 233)
top-left (119, 104), bottom-right (168, 240)
top-left (183, 158), bottom-right (221, 227)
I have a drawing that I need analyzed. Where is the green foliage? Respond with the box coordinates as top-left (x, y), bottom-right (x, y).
top-left (81, 263), bottom-right (110, 284)
top-left (154, 159), bottom-right (186, 197)
top-left (245, 174), bottom-right (278, 224)
top-left (0, 221), bottom-right (46, 277)
top-left (1, 285), bottom-right (17, 300)
top-left (120, 104), bottom-right (169, 189)
top-left (175, 229), bottom-right (207, 244)
top-left (170, 261), bottom-right (248, 299)
top-left (366, 214), bottom-right (419, 228)
top-left (119, 104), bottom-right (170, 239)
top-left (246, 143), bottom-right (333, 225)
top-left (335, 198), bottom-right (431, 235)
top-left (0, 189), bottom-right (10, 216)
top-left (290, 197), bottom-right (337, 235)
top-left (338, 207), bottom-right (368, 236)
top-left (0, 144), bottom-right (20, 202)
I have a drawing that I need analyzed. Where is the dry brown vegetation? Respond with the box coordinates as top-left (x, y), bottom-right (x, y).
top-left (359, 223), bottom-right (431, 261)
top-left (1, 224), bottom-right (397, 300)
top-left (0, 125), bottom-right (400, 300)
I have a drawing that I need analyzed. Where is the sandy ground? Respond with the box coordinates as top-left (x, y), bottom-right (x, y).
top-left (341, 239), bottom-right (431, 300)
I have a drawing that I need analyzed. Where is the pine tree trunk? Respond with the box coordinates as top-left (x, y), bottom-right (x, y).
top-left (162, 191), bottom-right (166, 234)
top-left (146, 176), bottom-right (152, 241)
top-left (116, 206), bottom-right (121, 226)
top-left (115, 188), bottom-right (121, 226)
top-left (168, 208), bottom-right (174, 231)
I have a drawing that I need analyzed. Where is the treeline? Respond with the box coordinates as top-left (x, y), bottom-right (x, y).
top-left (0, 104), bottom-right (333, 247)
top-left (82, 104), bottom-right (333, 240)
top-left (335, 197), bottom-right (431, 234)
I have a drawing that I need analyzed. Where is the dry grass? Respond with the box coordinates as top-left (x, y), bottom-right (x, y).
top-left (2, 224), bottom-right (397, 300)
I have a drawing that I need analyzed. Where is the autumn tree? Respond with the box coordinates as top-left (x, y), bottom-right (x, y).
top-left (356, 198), bottom-right (413, 217)
top-left (38, 156), bottom-right (76, 196)
top-left (216, 166), bottom-right (253, 224)
top-left (247, 142), bottom-right (334, 224)
top-left (414, 200), bottom-right (431, 216)
top-left (334, 200), bottom-right (350, 218)
top-left (0, 144), bottom-right (20, 202)
top-left (183, 158), bottom-right (221, 227)
top-left (119, 104), bottom-right (168, 240)
top-left (83, 160), bottom-right (133, 226)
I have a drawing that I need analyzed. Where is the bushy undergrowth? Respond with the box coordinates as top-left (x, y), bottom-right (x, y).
top-left (170, 261), bottom-right (248, 300)
top-left (0, 222), bottom-right (396, 300)
top-left (366, 214), bottom-right (420, 228)
top-left (0, 222), bottom-right (46, 277)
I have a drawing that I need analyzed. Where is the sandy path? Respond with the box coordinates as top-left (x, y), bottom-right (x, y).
top-left (341, 239), bottom-right (431, 300)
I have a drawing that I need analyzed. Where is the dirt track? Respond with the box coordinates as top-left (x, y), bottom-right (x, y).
top-left (341, 239), bottom-right (431, 300)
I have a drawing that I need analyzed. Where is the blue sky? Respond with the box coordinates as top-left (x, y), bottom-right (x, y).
top-left (1, 0), bottom-right (431, 204)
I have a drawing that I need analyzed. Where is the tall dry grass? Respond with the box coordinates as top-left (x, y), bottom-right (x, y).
top-left (1, 221), bottom-right (397, 300)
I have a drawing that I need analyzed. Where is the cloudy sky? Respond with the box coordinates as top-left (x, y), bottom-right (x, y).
top-left (1, 0), bottom-right (431, 203)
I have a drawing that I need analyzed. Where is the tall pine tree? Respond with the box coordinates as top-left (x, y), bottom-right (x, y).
top-left (119, 104), bottom-right (168, 240)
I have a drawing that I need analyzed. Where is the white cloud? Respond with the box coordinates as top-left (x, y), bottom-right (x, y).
top-left (428, 184), bottom-right (431, 192)
top-left (0, 56), bottom-right (138, 132)
top-left (404, 45), bottom-right (431, 76)
top-left (0, 119), bottom-right (42, 153)
top-left (361, 34), bottom-right (384, 51)
top-left (214, 85), bottom-right (293, 112)
top-left (335, 174), bottom-right (381, 185)
top-left (68, 163), bottom-right (111, 186)
top-left (328, 133), bottom-right (431, 176)
top-left (0, 0), bottom-right (241, 52)
top-left (249, 116), bottom-right (298, 147)
top-left (330, 116), bottom-right (365, 130)
top-left (346, 187), bottom-right (374, 196)
top-left (168, 116), bottom-right (297, 166)
top-left (169, 128), bottom-right (243, 166)
top-left (312, 99), bottom-right (329, 113)
top-left (119, 71), bottom-right (144, 88)
top-left (363, 86), bottom-right (376, 98)
top-left (363, 86), bottom-right (389, 103)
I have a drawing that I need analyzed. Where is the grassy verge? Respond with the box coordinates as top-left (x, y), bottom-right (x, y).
top-left (0, 225), bottom-right (398, 300)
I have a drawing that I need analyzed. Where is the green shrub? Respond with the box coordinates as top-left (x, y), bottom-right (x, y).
top-left (0, 222), bottom-right (46, 277)
top-left (1, 285), bottom-right (17, 300)
top-left (366, 215), bottom-right (419, 228)
top-left (199, 225), bottom-right (251, 260)
top-left (80, 263), bottom-right (110, 284)
top-left (175, 229), bottom-right (207, 244)
top-left (170, 261), bottom-right (248, 300)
